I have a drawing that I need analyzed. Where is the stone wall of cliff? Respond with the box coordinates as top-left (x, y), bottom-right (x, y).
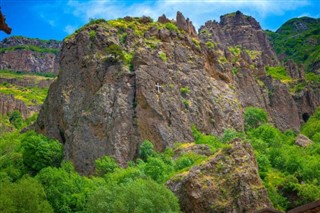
top-left (0, 36), bottom-right (61, 73)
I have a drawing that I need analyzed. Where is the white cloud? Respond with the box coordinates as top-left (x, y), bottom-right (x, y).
top-left (64, 25), bottom-right (77, 34)
top-left (64, 0), bottom-right (310, 27)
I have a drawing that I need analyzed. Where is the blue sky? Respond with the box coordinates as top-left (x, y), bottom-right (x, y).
top-left (0, 0), bottom-right (319, 41)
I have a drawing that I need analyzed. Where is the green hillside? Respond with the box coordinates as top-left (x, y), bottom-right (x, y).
top-left (267, 17), bottom-right (320, 72)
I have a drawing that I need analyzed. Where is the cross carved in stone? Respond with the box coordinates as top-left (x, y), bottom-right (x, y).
top-left (155, 83), bottom-right (162, 93)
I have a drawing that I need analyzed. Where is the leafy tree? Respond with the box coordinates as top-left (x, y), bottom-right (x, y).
top-left (8, 110), bottom-right (24, 129)
top-left (0, 177), bottom-right (53, 213)
top-left (86, 178), bottom-right (180, 213)
top-left (21, 131), bottom-right (63, 174)
top-left (138, 140), bottom-right (155, 161)
top-left (142, 157), bottom-right (173, 183)
top-left (36, 162), bottom-right (97, 213)
top-left (95, 155), bottom-right (119, 176)
top-left (244, 107), bottom-right (268, 131)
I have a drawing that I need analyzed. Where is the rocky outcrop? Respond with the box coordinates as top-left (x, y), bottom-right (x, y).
top-left (34, 14), bottom-right (243, 174)
top-left (0, 94), bottom-right (31, 118)
top-left (167, 139), bottom-right (271, 212)
top-left (0, 36), bottom-right (60, 49)
top-left (0, 36), bottom-right (61, 73)
top-left (295, 134), bottom-right (313, 147)
top-left (34, 11), bottom-right (319, 174)
top-left (176, 11), bottom-right (197, 37)
top-left (199, 11), bottom-right (278, 66)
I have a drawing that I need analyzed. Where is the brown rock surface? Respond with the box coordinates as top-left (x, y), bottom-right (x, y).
top-left (167, 138), bottom-right (272, 213)
top-left (0, 94), bottom-right (31, 118)
top-left (295, 134), bottom-right (313, 147)
top-left (34, 16), bottom-right (243, 174)
top-left (0, 36), bottom-right (61, 73)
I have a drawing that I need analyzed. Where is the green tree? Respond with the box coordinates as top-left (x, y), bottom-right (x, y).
top-left (86, 178), bottom-right (180, 213)
top-left (9, 110), bottom-right (24, 129)
top-left (21, 131), bottom-right (63, 174)
top-left (36, 162), bottom-right (96, 213)
top-left (0, 177), bottom-right (53, 213)
top-left (95, 155), bottom-right (119, 176)
top-left (244, 107), bottom-right (268, 131)
top-left (138, 140), bottom-right (155, 161)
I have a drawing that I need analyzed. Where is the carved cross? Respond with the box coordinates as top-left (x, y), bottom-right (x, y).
top-left (155, 83), bottom-right (162, 93)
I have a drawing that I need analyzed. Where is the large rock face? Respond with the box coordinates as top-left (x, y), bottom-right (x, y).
top-left (167, 139), bottom-right (271, 212)
top-left (35, 14), bottom-right (243, 174)
top-left (0, 94), bottom-right (31, 118)
top-left (0, 36), bottom-right (61, 73)
top-left (35, 11), bottom-right (319, 174)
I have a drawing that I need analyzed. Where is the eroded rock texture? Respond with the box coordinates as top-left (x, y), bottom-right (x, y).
top-left (0, 36), bottom-right (61, 73)
top-left (35, 11), bottom-right (319, 175)
top-left (167, 139), bottom-right (271, 213)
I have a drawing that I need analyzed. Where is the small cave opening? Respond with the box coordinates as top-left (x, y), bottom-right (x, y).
top-left (302, 113), bottom-right (310, 122)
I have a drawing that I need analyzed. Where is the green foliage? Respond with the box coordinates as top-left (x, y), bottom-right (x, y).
top-left (301, 108), bottom-right (320, 142)
top-left (89, 30), bottom-right (96, 40)
top-left (247, 112), bottom-right (320, 210)
top-left (192, 125), bottom-right (223, 152)
top-left (86, 178), bottom-right (180, 213)
top-left (192, 38), bottom-right (200, 49)
top-left (182, 98), bottom-right (190, 108)
top-left (164, 22), bottom-right (179, 32)
top-left (105, 44), bottom-right (125, 62)
top-left (266, 66), bottom-right (292, 83)
top-left (21, 131), bottom-right (63, 173)
top-left (159, 51), bottom-right (167, 62)
top-left (228, 45), bottom-right (241, 56)
top-left (0, 176), bottom-right (53, 213)
top-left (267, 17), bottom-right (320, 72)
top-left (142, 157), bottom-right (173, 183)
top-left (180, 86), bottom-right (190, 95)
top-left (244, 107), bottom-right (268, 131)
top-left (95, 155), bottom-right (119, 176)
top-left (0, 45), bottom-right (59, 55)
top-left (138, 140), bottom-right (155, 161)
top-left (175, 152), bottom-right (206, 171)
top-left (205, 41), bottom-right (215, 49)
top-left (36, 162), bottom-right (96, 213)
top-left (0, 82), bottom-right (49, 106)
top-left (231, 67), bottom-right (238, 75)
top-left (9, 110), bottom-right (24, 129)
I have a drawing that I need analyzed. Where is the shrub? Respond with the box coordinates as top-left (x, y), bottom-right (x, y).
top-left (164, 22), bottom-right (179, 32)
top-left (159, 51), bottom-right (167, 62)
top-left (95, 155), bottom-right (119, 176)
top-left (9, 110), bottom-right (24, 129)
top-left (244, 107), bottom-right (268, 131)
top-left (105, 44), bottom-right (125, 61)
top-left (180, 86), bottom-right (190, 95)
top-left (86, 178), bottom-right (180, 213)
top-left (21, 131), bottom-right (63, 174)
top-left (138, 140), bottom-right (155, 161)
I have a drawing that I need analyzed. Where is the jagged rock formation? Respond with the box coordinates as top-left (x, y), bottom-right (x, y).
top-left (0, 36), bottom-right (61, 73)
top-left (200, 11), bottom-right (319, 132)
top-left (167, 139), bottom-right (271, 212)
top-left (34, 13), bottom-right (243, 174)
top-left (295, 134), bottom-right (313, 147)
top-left (0, 94), bottom-right (32, 118)
top-left (35, 11), bottom-right (319, 175)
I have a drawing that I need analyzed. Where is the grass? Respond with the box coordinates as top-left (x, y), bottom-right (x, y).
top-left (0, 45), bottom-right (59, 55)
top-left (0, 83), bottom-right (49, 106)
top-left (265, 66), bottom-right (292, 83)
top-left (0, 70), bottom-right (56, 81)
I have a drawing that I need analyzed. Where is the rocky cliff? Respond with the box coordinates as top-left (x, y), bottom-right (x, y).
top-left (35, 11), bottom-right (319, 175)
top-left (167, 139), bottom-right (271, 212)
top-left (0, 36), bottom-right (61, 73)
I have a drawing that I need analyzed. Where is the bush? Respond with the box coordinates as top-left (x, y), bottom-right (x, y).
top-left (0, 177), bottom-right (53, 213)
top-left (36, 162), bottom-right (96, 213)
top-left (244, 107), bottom-right (268, 131)
top-left (105, 44), bottom-right (125, 62)
top-left (9, 110), bottom-right (24, 129)
top-left (138, 140), bottom-right (155, 161)
top-left (86, 178), bottom-right (180, 213)
top-left (95, 155), bottom-right (119, 176)
top-left (21, 131), bottom-right (63, 174)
